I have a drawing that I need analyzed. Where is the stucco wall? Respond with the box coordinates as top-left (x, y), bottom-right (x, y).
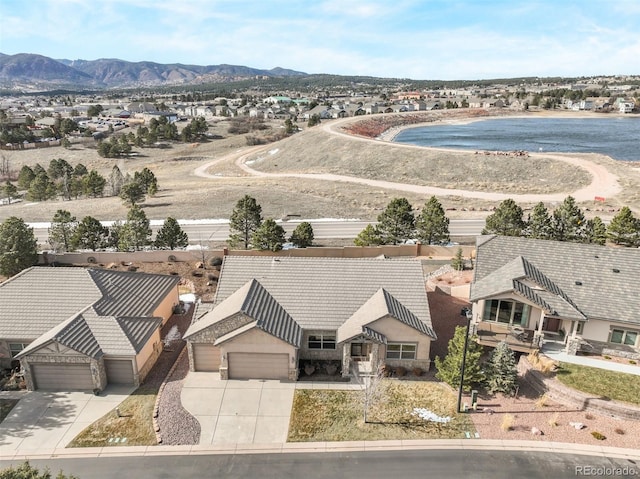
top-left (153, 286), bottom-right (180, 325)
top-left (40, 244), bottom-right (474, 265)
top-left (474, 297), bottom-right (542, 330)
top-left (136, 328), bottom-right (163, 383)
top-left (369, 316), bottom-right (432, 370)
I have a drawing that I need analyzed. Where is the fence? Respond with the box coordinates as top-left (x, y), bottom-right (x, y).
top-left (40, 244), bottom-right (474, 265)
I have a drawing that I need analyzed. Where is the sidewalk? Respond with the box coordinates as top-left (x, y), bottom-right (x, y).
top-left (542, 348), bottom-right (640, 376)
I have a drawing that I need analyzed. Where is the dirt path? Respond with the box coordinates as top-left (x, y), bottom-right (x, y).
top-left (194, 115), bottom-right (622, 203)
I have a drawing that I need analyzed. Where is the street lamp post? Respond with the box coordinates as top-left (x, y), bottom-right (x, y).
top-left (457, 307), bottom-right (473, 413)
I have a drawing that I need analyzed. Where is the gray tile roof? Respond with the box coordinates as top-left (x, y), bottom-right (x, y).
top-left (1, 267), bottom-right (179, 358)
top-left (214, 256), bottom-right (434, 333)
top-left (471, 236), bottom-right (640, 323)
top-left (362, 326), bottom-right (387, 344)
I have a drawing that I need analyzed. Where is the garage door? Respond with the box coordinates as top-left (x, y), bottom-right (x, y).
top-left (105, 359), bottom-right (135, 385)
top-left (31, 363), bottom-right (93, 391)
top-left (193, 344), bottom-right (221, 372)
top-left (228, 353), bottom-right (289, 380)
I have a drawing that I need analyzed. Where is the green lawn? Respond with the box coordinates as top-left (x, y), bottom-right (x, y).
top-left (288, 381), bottom-right (475, 442)
top-left (555, 362), bottom-right (640, 406)
top-left (0, 399), bottom-right (19, 422)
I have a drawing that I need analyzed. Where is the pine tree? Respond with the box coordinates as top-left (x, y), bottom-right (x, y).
top-left (48, 209), bottom-right (77, 252)
top-left (583, 216), bottom-right (607, 246)
top-left (482, 199), bottom-right (525, 236)
top-left (376, 197), bottom-right (415, 245)
top-left (120, 180), bottom-right (145, 206)
top-left (416, 196), bottom-right (449, 245)
top-left (17, 165), bottom-right (35, 189)
top-left (229, 195), bottom-right (263, 249)
top-left (82, 170), bottom-right (106, 198)
top-left (252, 218), bottom-right (286, 251)
top-left (607, 206), bottom-right (640, 247)
top-left (486, 341), bottom-right (518, 395)
top-left (0, 216), bottom-right (38, 277)
top-left (354, 224), bottom-right (383, 246)
top-left (27, 172), bottom-right (57, 201)
top-left (134, 167), bottom-right (158, 196)
top-left (72, 216), bottom-right (109, 251)
top-left (2, 180), bottom-right (18, 204)
top-left (435, 325), bottom-right (484, 391)
top-left (550, 196), bottom-right (585, 242)
top-left (451, 247), bottom-right (465, 271)
top-left (118, 205), bottom-right (151, 251)
top-left (289, 221), bottom-right (314, 248)
top-left (526, 202), bottom-right (553, 239)
top-left (155, 217), bottom-right (189, 250)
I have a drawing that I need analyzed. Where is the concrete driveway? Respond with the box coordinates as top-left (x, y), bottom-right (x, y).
top-left (0, 386), bottom-right (134, 455)
top-left (181, 372), bottom-right (295, 445)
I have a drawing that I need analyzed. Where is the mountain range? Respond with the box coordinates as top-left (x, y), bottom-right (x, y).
top-left (0, 53), bottom-right (307, 90)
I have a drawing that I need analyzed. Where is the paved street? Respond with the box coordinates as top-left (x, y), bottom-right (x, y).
top-left (2, 449), bottom-right (639, 479)
top-left (28, 219), bottom-right (487, 245)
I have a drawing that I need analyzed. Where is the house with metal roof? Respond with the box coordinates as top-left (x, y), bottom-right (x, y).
top-left (0, 267), bottom-right (180, 391)
top-left (470, 236), bottom-right (640, 358)
top-left (184, 256), bottom-right (436, 380)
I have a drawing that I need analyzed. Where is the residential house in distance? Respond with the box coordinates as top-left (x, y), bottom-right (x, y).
top-left (469, 236), bottom-right (640, 359)
top-left (184, 257), bottom-right (436, 380)
top-left (0, 267), bottom-right (180, 391)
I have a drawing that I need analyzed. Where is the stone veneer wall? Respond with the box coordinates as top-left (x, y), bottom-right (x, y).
top-left (517, 356), bottom-right (640, 421)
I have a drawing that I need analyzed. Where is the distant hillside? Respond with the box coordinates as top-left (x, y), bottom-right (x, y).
top-left (0, 53), bottom-right (95, 88)
top-left (0, 53), bottom-right (306, 90)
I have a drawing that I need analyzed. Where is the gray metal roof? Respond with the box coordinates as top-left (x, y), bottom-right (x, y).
top-left (185, 279), bottom-right (302, 347)
top-left (214, 256), bottom-right (433, 332)
top-left (471, 236), bottom-right (640, 323)
top-left (242, 279), bottom-right (302, 347)
top-left (89, 269), bottom-right (180, 317)
top-left (1, 267), bottom-right (178, 358)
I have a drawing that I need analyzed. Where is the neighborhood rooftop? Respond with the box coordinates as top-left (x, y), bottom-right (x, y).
top-left (471, 236), bottom-right (640, 324)
top-left (0, 267), bottom-right (180, 342)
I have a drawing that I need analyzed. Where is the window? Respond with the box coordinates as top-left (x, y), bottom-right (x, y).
top-left (9, 343), bottom-right (28, 358)
top-left (483, 299), bottom-right (530, 326)
top-left (386, 343), bottom-right (417, 360)
top-left (610, 329), bottom-right (639, 347)
top-left (308, 334), bottom-right (336, 350)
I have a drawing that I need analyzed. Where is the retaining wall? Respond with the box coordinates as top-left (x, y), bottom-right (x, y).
top-left (517, 356), bottom-right (640, 421)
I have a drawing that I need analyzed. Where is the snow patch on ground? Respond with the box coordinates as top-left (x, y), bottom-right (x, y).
top-left (411, 408), bottom-right (452, 423)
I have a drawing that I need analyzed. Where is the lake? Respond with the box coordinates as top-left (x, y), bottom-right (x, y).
top-left (392, 117), bottom-right (640, 161)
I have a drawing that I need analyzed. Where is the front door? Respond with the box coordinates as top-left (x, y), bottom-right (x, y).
top-left (543, 317), bottom-right (561, 333)
top-left (350, 342), bottom-right (370, 361)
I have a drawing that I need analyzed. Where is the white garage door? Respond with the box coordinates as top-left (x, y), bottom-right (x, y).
top-left (105, 359), bottom-right (135, 385)
top-left (228, 353), bottom-right (289, 380)
top-left (31, 363), bottom-right (93, 391)
top-left (193, 344), bottom-right (221, 372)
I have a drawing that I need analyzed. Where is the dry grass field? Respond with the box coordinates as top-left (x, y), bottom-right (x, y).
top-left (1, 110), bottom-right (638, 224)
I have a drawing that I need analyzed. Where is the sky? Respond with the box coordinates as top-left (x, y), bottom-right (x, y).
top-left (1, 0), bottom-right (639, 80)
